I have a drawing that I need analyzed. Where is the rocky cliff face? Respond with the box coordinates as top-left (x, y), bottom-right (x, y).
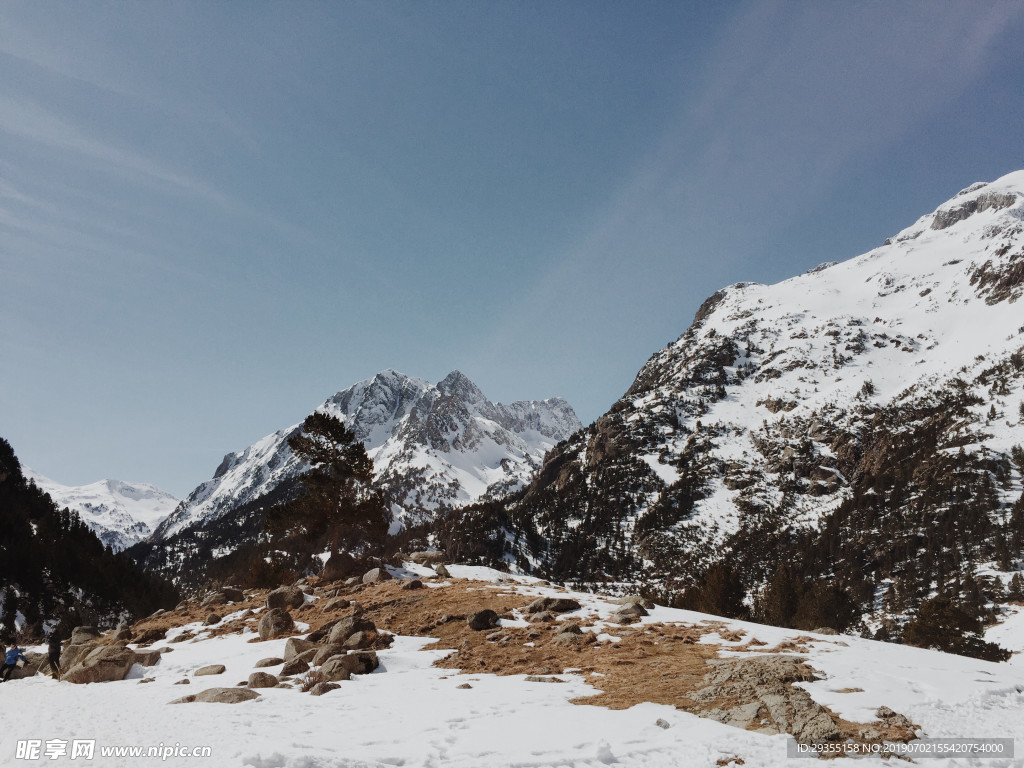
top-left (444, 172), bottom-right (1024, 636)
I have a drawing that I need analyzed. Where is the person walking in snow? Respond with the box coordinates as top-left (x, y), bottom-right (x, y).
top-left (0, 643), bottom-right (28, 682)
top-left (47, 628), bottom-right (62, 679)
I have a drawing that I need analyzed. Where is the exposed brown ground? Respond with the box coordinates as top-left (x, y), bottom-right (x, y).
top-left (130, 576), bottom-right (916, 747)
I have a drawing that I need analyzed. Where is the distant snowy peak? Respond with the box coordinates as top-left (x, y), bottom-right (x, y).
top-left (152, 370), bottom-right (582, 541)
top-left (25, 469), bottom-right (179, 552)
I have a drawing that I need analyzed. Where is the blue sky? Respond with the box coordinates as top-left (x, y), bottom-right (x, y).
top-left (2, 1), bottom-right (1023, 496)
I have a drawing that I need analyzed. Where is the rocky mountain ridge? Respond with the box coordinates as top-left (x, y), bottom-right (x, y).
top-left (442, 171), bottom-right (1024, 640)
top-left (133, 370), bottom-right (580, 583)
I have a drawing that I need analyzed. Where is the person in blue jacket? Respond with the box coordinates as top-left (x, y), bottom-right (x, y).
top-left (0, 643), bottom-right (28, 681)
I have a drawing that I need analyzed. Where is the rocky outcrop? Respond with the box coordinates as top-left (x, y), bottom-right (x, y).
top-left (692, 656), bottom-right (839, 743)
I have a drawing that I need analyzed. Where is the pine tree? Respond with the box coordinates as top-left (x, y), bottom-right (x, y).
top-left (265, 413), bottom-right (389, 559)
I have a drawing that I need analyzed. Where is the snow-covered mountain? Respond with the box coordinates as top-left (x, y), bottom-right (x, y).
top-left (446, 171), bottom-right (1024, 632)
top-left (25, 468), bottom-right (179, 551)
top-left (151, 369), bottom-right (580, 543)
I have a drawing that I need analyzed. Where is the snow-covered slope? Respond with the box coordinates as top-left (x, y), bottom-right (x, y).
top-left (6, 565), bottom-right (1024, 768)
top-left (452, 171), bottom-right (1024, 630)
top-left (25, 468), bottom-right (179, 551)
top-left (153, 370), bottom-right (581, 541)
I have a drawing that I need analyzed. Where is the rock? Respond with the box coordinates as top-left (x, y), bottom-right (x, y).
top-left (63, 646), bottom-right (139, 684)
top-left (340, 650), bottom-right (379, 676)
top-left (70, 626), bottom-right (102, 645)
top-left (258, 608), bottom-right (295, 641)
top-left (328, 616), bottom-right (377, 645)
top-left (343, 630), bottom-right (378, 650)
top-left (322, 552), bottom-right (358, 581)
top-left (615, 595), bottom-right (655, 609)
top-left (529, 611), bottom-right (556, 623)
top-left (409, 550), bottom-right (446, 566)
top-left (526, 597), bottom-right (582, 614)
top-left (304, 621), bottom-right (337, 643)
top-left (813, 627), bottom-right (838, 635)
top-left (138, 677), bottom-right (155, 684)
top-left (266, 586), bottom-right (305, 610)
top-left (174, 679), bottom-right (190, 685)
top-left (254, 657), bottom-right (284, 668)
top-left (349, 601), bottom-right (364, 616)
top-left (200, 592), bottom-right (228, 607)
top-left (323, 597), bottom-right (351, 612)
top-left (296, 648), bottom-right (319, 664)
top-left (222, 587), bottom-right (245, 603)
top-left (113, 623), bottom-right (133, 642)
top-left (434, 564), bottom-right (451, 578)
top-left (525, 675), bottom-right (565, 683)
top-left (308, 644), bottom-right (343, 666)
top-left (133, 627), bottom-right (167, 646)
top-left (284, 637), bottom-right (317, 661)
top-left (401, 579), bottom-right (424, 590)
top-left (361, 567), bottom-right (392, 584)
top-left (467, 610), bottom-right (499, 631)
top-left (133, 649), bottom-right (163, 667)
top-left (281, 658), bottom-right (309, 676)
top-left (343, 577), bottom-right (361, 587)
top-left (195, 664), bottom-right (226, 676)
top-left (319, 656), bottom-right (352, 682)
top-left (247, 671), bottom-right (279, 689)
top-left (175, 601), bottom-right (189, 611)
top-left (309, 682), bottom-right (341, 696)
top-left (457, 683), bottom-right (472, 689)
top-left (204, 614), bottom-right (221, 626)
top-left (692, 656), bottom-right (839, 743)
top-left (655, 719), bottom-right (671, 730)
top-left (613, 602), bottom-right (648, 618)
top-left (171, 687), bottom-right (260, 704)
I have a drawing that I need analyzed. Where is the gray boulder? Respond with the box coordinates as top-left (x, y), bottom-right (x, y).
top-left (70, 626), bottom-right (102, 645)
top-left (343, 631), bottom-right (377, 650)
top-left (362, 567), bottom-right (392, 584)
top-left (171, 687), bottom-right (260, 704)
top-left (281, 658), bottom-right (309, 676)
top-left (401, 579), bottom-right (424, 591)
top-left (254, 657), bottom-right (284, 668)
top-left (311, 644), bottom-right (348, 666)
top-left (266, 586), bottom-right (305, 610)
top-left (328, 616), bottom-right (377, 645)
top-left (222, 587), bottom-right (245, 603)
top-left (340, 650), bottom-right (379, 676)
top-left (195, 664), bottom-right (226, 676)
top-left (204, 614), bottom-right (221, 626)
top-left (284, 637), bottom-right (317, 661)
top-left (133, 648), bottom-right (163, 667)
top-left (247, 671), bottom-right (279, 689)
top-left (309, 681), bottom-right (341, 696)
top-left (63, 646), bottom-right (138, 684)
top-left (319, 656), bottom-right (352, 682)
top-left (258, 608), bottom-right (295, 641)
top-left (323, 597), bottom-right (351, 612)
